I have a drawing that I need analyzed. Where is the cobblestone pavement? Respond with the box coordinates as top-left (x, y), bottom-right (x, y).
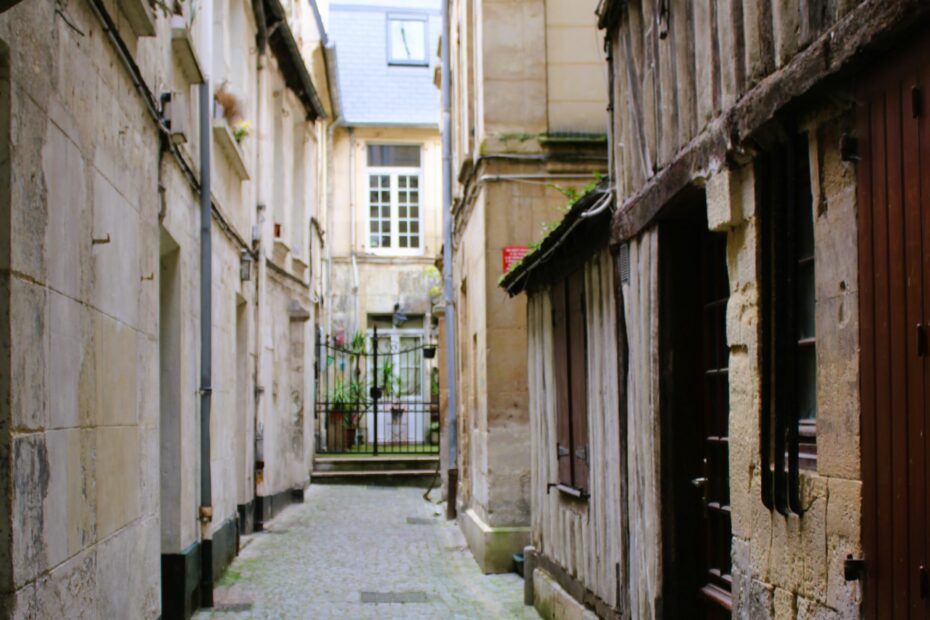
top-left (196, 485), bottom-right (539, 619)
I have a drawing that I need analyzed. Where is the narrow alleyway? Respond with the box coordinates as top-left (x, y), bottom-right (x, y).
top-left (195, 485), bottom-right (538, 619)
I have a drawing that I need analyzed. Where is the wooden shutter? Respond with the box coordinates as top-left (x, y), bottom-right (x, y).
top-left (552, 278), bottom-right (573, 486)
top-left (568, 269), bottom-right (589, 492)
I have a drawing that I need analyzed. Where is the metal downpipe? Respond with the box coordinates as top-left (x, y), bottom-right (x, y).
top-left (441, 0), bottom-right (458, 520)
top-left (199, 78), bottom-right (214, 606)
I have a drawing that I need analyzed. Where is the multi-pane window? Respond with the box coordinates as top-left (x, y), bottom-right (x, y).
top-left (367, 145), bottom-right (422, 253)
top-left (758, 131), bottom-right (816, 517)
top-left (369, 174), bottom-right (391, 248)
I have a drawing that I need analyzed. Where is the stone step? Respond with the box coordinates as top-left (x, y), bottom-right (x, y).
top-left (310, 468), bottom-right (438, 487)
top-left (313, 455), bottom-right (439, 473)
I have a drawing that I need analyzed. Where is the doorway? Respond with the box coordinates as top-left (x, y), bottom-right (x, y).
top-left (858, 33), bottom-right (930, 619)
top-left (660, 202), bottom-right (732, 619)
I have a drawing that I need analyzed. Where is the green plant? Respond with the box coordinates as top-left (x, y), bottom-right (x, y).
top-left (331, 377), bottom-right (364, 412)
top-left (379, 359), bottom-right (403, 399)
top-left (431, 368), bottom-right (440, 400)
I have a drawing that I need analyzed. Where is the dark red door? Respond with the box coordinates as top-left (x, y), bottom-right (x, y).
top-left (660, 210), bottom-right (731, 619)
top-left (858, 33), bottom-right (930, 619)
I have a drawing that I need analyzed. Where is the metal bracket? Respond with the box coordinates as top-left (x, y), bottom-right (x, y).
top-left (844, 555), bottom-right (865, 581)
top-left (546, 482), bottom-right (589, 500)
top-left (575, 447), bottom-right (588, 464)
top-left (557, 444), bottom-right (570, 458)
top-left (840, 133), bottom-right (859, 162)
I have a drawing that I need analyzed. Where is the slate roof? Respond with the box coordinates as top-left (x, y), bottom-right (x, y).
top-left (329, 0), bottom-right (441, 127)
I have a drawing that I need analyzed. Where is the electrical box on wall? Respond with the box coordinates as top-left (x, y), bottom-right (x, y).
top-left (162, 91), bottom-right (189, 145)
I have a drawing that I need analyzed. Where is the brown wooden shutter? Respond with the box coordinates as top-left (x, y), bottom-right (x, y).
top-left (551, 279), bottom-right (573, 486)
top-left (568, 270), bottom-right (589, 492)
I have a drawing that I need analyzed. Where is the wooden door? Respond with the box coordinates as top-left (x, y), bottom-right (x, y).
top-left (660, 212), bottom-right (731, 619)
top-left (858, 34), bottom-right (930, 619)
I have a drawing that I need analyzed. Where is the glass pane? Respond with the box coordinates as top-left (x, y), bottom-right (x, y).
top-left (410, 222), bottom-right (419, 233)
top-left (797, 344), bottom-right (817, 421)
top-left (410, 177), bottom-right (419, 189)
top-left (399, 222), bottom-right (408, 233)
top-left (399, 337), bottom-right (421, 395)
top-left (798, 263), bottom-right (815, 340)
top-left (381, 235), bottom-right (390, 247)
top-left (389, 18), bottom-right (427, 64)
top-left (367, 144), bottom-right (421, 167)
top-left (410, 235), bottom-right (419, 248)
top-left (399, 237), bottom-right (408, 248)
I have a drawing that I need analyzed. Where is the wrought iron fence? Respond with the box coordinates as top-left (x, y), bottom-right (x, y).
top-left (315, 327), bottom-right (440, 455)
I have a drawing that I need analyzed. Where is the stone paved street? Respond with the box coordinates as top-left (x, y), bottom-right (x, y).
top-left (195, 485), bottom-right (539, 619)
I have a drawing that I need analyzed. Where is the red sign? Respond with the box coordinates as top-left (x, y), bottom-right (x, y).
top-left (502, 246), bottom-right (530, 273)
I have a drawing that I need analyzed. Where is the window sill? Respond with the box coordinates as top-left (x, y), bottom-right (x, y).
top-left (118, 0), bottom-right (156, 37)
top-left (388, 60), bottom-right (430, 68)
top-left (212, 121), bottom-right (250, 180)
top-left (171, 21), bottom-right (205, 85)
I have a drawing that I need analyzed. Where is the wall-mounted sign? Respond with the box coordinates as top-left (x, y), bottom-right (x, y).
top-left (502, 246), bottom-right (530, 274)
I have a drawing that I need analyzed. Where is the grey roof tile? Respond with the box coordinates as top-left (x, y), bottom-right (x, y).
top-left (330, 1), bottom-right (441, 127)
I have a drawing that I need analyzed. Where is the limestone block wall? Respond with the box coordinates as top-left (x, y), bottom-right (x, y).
top-left (0, 0), bottom-right (323, 615)
top-left (0, 2), bottom-right (164, 616)
top-left (325, 126), bottom-right (442, 339)
top-left (712, 111), bottom-right (862, 618)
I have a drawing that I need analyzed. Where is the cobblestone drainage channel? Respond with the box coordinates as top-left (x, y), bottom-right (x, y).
top-left (405, 516), bottom-right (439, 525)
top-left (360, 592), bottom-right (429, 604)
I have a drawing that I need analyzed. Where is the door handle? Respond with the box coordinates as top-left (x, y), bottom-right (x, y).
top-left (691, 477), bottom-right (707, 489)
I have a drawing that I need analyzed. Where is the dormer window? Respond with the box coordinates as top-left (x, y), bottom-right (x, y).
top-left (388, 16), bottom-right (428, 66)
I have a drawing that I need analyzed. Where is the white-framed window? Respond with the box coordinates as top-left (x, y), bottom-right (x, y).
top-left (366, 144), bottom-right (423, 255)
top-left (387, 15), bottom-right (428, 66)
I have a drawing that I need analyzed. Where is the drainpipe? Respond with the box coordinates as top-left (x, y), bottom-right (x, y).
top-left (349, 128), bottom-right (360, 335)
top-left (441, 0), bottom-right (458, 520)
top-left (308, 0), bottom-right (344, 339)
top-left (199, 0), bottom-right (215, 606)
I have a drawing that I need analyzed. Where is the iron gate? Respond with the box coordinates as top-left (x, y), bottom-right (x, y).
top-left (315, 327), bottom-right (440, 455)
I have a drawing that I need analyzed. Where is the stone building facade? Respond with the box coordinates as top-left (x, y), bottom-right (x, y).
top-left (445, 0), bottom-right (608, 574)
top-left (0, 0), bottom-right (326, 617)
top-left (324, 0), bottom-right (443, 346)
top-left (502, 0), bottom-right (930, 618)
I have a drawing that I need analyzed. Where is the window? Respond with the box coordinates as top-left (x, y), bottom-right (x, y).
top-left (388, 16), bottom-right (428, 66)
top-left (551, 269), bottom-right (589, 497)
top-left (758, 131), bottom-right (816, 516)
top-left (367, 328), bottom-right (425, 399)
top-left (367, 145), bottom-right (422, 253)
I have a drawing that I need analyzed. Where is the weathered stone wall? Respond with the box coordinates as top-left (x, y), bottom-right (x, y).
top-left (0, 2), bottom-right (164, 615)
top-left (448, 0), bottom-right (609, 574)
top-left (709, 110), bottom-right (862, 618)
top-left (325, 125), bottom-right (442, 341)
top-left (0, 0), bottom-right (322, 616)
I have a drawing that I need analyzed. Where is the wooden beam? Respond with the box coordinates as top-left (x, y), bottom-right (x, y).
top-left (610, 0), bottom-right (930, 243)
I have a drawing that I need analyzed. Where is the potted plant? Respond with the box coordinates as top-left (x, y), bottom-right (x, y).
top-left (331, 376), bottom-right (365, 448)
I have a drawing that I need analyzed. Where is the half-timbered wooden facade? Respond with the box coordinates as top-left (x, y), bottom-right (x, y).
top-left (505, 0), bottom-right (930, 618)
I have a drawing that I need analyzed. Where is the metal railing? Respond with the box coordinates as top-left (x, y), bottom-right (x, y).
top-left (315, 327), bottom-right (440, 455)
